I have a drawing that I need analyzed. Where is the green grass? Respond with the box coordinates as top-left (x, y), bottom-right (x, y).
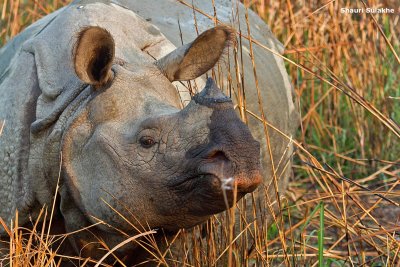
top-left (318, 202), bottom-right (324, 267)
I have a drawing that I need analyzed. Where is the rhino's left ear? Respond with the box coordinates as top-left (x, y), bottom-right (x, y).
top-left (73, 26), bottom-right (115, 87)
top-left (155, 26), bottom-right (235, 81)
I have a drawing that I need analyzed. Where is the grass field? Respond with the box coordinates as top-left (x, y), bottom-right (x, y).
top-left (0, 0), bottom-right (399, 266)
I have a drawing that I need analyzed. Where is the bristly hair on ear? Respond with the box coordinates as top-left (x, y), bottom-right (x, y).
top-left (212, 25), bottom-right (237, 71)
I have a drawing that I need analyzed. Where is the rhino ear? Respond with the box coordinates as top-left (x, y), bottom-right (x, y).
top-left (73, 26), bottom-right (115, 87)
top-left (155, 26), bottom-right (235, 81)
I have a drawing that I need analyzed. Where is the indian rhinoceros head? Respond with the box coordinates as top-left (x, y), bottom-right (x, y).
top-left (61, 25), bottom-right (261, 233)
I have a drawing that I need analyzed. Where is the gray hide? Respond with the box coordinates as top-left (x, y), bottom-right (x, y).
top-left (0, 0), bottom-right (297, 252)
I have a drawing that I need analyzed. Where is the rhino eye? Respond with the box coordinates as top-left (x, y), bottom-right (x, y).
top-left (139, 136), bottom-right (156, 148)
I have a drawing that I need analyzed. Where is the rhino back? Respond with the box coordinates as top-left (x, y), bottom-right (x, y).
top-left (0, 7), bottom-right (65, 79)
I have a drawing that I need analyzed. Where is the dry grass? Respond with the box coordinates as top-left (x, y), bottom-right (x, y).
top-left (1, 0), bottom-right (399, 266)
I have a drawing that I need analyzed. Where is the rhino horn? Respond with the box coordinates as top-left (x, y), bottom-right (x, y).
top-left (193, 77), bottom-right (232, 106)
top-left (155, 26), bottom-right (236, 81)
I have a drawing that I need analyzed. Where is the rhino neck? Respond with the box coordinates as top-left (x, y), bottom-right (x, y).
top-left (28, 84), bottom-right (93, 213)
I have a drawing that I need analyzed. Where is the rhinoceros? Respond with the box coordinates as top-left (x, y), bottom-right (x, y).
top-left (0, 0), bottom-right (297, 264)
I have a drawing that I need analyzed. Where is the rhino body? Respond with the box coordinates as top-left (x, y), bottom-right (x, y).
top-left (0, 0), bottom-right (297, 263)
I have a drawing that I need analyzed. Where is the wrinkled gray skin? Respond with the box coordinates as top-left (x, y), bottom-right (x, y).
top-left (0, 0), bottom-right (297, 264)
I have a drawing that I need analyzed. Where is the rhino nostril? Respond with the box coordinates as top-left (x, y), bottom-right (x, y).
top-left (198, 149), bottom-right (233, 178)
top-left (205, 150), bottom-right (228, 161)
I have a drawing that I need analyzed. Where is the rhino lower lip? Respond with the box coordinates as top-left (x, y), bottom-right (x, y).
top-left (172, 173), bottom-right (248, 194)
top-left (170, 173), bottom-right (214, 187)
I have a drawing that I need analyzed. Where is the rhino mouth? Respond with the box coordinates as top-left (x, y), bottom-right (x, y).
top-left (169, 173), bottom-right (246, 216)
top-left (168, 168), bottom-right (261, 217)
